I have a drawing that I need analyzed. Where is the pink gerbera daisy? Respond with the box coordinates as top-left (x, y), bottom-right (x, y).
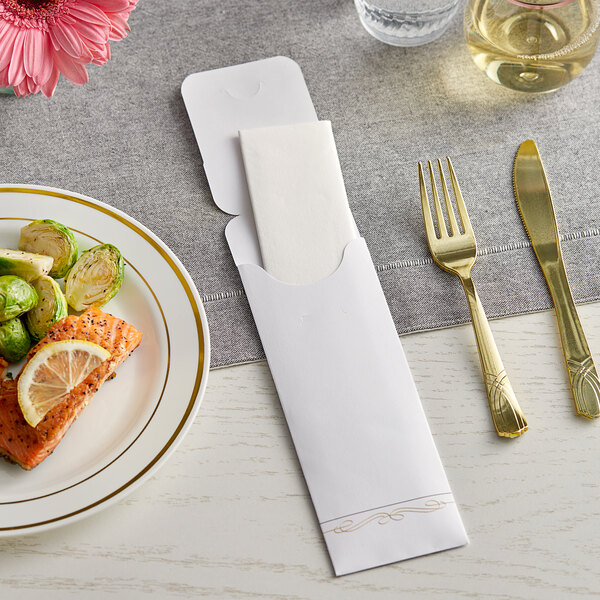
top-left (0, 0), bottom-right (138, 97)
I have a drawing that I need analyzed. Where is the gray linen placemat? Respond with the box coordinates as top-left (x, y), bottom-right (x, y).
top-left (2, 1), bottom-right (599, 368)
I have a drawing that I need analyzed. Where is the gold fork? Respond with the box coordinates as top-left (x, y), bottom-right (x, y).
top-left (418, 158), bottom-right (528, 438)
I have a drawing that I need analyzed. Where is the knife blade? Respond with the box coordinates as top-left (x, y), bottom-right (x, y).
top-left (513, 139), bottom-right (600, 419)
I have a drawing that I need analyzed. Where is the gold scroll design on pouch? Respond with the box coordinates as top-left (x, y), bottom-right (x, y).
top-left (323, 498), bottom-right (453, 535)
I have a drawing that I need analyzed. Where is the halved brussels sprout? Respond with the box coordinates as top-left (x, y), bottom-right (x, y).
top-left (65, 244), bottom-right (124, 311)
top-left (0, 317), bottom-right (31, 363)
top-left (0, 249), bottom-right (53, 282)
top-left (0, 275), bottom-right (38, 322)
top-left (25, 275), bottom-right (68, 342)
top-left (19, 219), bottom-right (78, 279)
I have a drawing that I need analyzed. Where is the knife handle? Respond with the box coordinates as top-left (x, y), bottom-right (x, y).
top-left (544, 261), bottom-right (600, 419)
top-left (460, 275), bottom-right (528, 438)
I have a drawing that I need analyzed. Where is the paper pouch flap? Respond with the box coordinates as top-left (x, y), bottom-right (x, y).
top-left (181, 56), bottom-right (317, 217)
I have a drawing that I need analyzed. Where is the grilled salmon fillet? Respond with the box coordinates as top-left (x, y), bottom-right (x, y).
top-left (0, 307), bottom-right (142, 470)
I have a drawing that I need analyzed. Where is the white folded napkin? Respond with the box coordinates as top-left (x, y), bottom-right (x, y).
top-left (239, 121), bottom-right (358, 285)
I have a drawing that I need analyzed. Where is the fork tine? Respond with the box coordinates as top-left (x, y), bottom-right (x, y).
top-left (437, 159), bottom-right (460, 236)
top-left (427, 160), bottom-right (447, 237)
top-left (446, 157), bottom-right (472, 234)
top-left (418, 162), bottom-right (437, 243)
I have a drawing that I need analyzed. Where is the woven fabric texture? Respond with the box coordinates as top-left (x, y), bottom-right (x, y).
top-left (2, 0), bottom-right (599, 367)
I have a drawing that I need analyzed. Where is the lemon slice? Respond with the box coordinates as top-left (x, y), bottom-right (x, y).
top-left (18, 340), bottom-right (111, 428)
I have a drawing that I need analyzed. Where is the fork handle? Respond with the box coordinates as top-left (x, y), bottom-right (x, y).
top-left (460, 275), bottom-right (528, 438)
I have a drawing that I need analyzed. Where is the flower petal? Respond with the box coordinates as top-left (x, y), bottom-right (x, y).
top-left (78, 43), bottom-right (94, 64)
top-left (13, 80), bottom-right (30, 97)
top-left (71, 18), bottom-right (109, 45)
top-left (59, 13), bottom-right (76, 25)
top-left (91, 42), bottom-right (110, 64)
top-left (8, 30), bottom-right (26, 87)
top-left (69, 3), bottom-right (111, 29)
top-left (52, 49), bottom-right (89, 85)
top-left (23, 29), bottom-right (45, 78)
top-left (88, 0), bottom-right (131, 11)
top-left (0, 25), bottom-right (19, 71)
top-left (77, 34), bottom-right (109, 61)
top-left (26, 76), bottom-right (40, 95)
top-left (106, 14), bottom-right (131, 40)
top-left (33, 36), bottom-right (54, 85)
top-left (49, 21), bottom-right (84, 58)
top-left (40, 66), bottom-right (60, 97)
top-left (0, 0), bottom-right (138, 95)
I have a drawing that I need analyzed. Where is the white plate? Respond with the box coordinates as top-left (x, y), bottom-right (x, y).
top-left (0, 185), bottom-right (210, 536)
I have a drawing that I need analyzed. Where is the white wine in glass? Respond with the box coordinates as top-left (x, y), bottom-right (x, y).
top-left (465, 0), bottom-right (600, 92)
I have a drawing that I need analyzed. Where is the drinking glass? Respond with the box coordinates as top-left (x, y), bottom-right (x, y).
top-left (465, 0), bottom-right (600, 92)
top-left (354, 0), bottom-right (460, 46)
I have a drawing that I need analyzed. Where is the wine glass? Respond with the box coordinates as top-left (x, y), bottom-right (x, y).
top-left (465, 0), bottom-right (600, 92)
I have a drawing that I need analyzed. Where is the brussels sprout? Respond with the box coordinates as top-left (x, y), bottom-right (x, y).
top-left (0, 317), bottom-right (31, 363)
top-left (19, 219), bottom-right (78, 279)
top-left (0, 249), bottom-right (53, 282)
top-left (65, 244), bottom-right (124, 311)
top-left (25, 275), bottom-right (68, 342)
top-left (0, 275), bottom-right (38, 322)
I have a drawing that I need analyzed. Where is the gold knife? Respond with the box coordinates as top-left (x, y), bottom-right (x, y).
top-left (513, 140), bottom-right (600, 419)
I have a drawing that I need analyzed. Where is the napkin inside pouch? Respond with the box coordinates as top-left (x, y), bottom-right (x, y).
top-left (239, 120), bottom-right (359, 285)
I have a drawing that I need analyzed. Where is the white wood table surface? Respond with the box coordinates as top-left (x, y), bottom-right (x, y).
top-left (1, 304), bottom-right (599, 599)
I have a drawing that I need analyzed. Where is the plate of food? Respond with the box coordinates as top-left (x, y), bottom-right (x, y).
top-left (0, 184), bottom-right (209, 536)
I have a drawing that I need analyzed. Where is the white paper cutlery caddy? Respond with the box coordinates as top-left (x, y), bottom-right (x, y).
top-left (182, 56), bottom-right (467, 575)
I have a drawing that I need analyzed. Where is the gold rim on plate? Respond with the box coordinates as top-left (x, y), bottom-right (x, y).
top-left (0, 187), bottom-right (207, 533)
